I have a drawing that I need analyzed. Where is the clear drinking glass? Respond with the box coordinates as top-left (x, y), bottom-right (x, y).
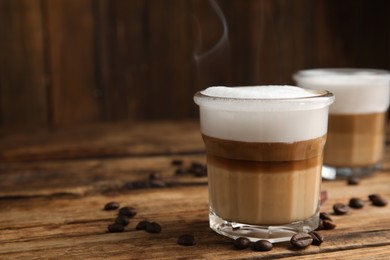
top-left (194, 85), bottom-right (334, 242)
top-left (294, 69), bottom-right (390, 179)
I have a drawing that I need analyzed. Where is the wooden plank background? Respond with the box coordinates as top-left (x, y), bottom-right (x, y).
top-left (1, 0), bottom-right (390, 130)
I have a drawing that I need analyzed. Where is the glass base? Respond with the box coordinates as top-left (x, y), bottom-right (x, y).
top-left (209, 209), bottom-right (319, 243)
top-left (322, 163), bottom-right (380, 180)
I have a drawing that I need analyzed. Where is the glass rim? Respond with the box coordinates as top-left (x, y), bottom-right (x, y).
top-left (193, 86), bottom-right (335, 112)
top-left (194, 86), bottom-right (334, 102)
top-left (294, 68), bottom-right (390, 79)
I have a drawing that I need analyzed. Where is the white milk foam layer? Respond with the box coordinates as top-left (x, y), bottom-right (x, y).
top-left (194, 86), bottom-right (334, 143)
top-left (201, 86), bottom-right (318, 99)
top-left (294, 69), bottom-right (390, 114)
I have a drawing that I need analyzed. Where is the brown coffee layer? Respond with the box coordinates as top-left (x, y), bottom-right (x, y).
top-left (203, 134), bottom-right (326, 162)
top-left (325, 112), bottom-right (386, 167)
top-left (207, 159), bottom-right (321, 225)
top-left (208, 155), bottom-right (323, 173)
top-left (328, 112), bottom-right (385, 134)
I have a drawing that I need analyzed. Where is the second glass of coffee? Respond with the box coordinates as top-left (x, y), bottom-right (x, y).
top-left (194, 86), bottom-right (334, 242)
top-left (294, 69), bottom-right (390, 178)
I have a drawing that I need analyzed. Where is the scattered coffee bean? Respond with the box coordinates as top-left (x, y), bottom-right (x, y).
top-left (104, 201), bottom-right (120, 211)
top-left (347, 176), bottom-right (360, 185)
top-left (368, 194), bottom-right (388, 207)
top-left (107, 223), bottom-right (125, 233)
top-left (349, 198), bottom-right (365, 209)
top-left (319, 212), bottom-right (333, 222)
top-left (149, 172), bottom-right (162, 180)
top-left (119, 207), bottom-right (137, 218)
top-left (136, 220), bottom-right (149, 230)
top-left (146, 222), bottom-right (162, 233)
top-left (322, 219), bottom-right (336, 230)
top-left (333, 203), bottom-right (349, 215)
top-left (189, 163), bottom-right (207, 177)
top-left (115, 215), bottom-right (130, 226)
top-left (233, 237), bottom-right (251, 250)
top-left (177, 234), bottom-right (196, 246)
top-left (171, 159), bottom-right (184, 166)
top-left (290, 232), bottom-right (313, 249)
top-left (309, 231), bottom-right (324, 246)
top-left (252, 240), bottom-right (272, 251)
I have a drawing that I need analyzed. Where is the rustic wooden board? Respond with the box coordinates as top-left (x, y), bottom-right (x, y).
top-left (0, 121), bottom-right (390, 258)
top-left (0, 0), bottom-right (48, 128)
top-left (0, 121), bottom-right (203, 162)
top-left (0, 175), bottom-right (389, 259)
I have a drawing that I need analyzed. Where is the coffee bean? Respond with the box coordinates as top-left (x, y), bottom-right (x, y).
top-left (333, 203), bottom-right (349, 215)
top-left (309, 231), bottom-right (324, 246)
top-left (115, 215), bottom-right (130, 226)
top-left (107, 223), bottom-right (125, 233)
top-left (368, 194), bottom-right (380, 201)
top-left (119, 207), bottom-right (137, 218)
top-left (177, 234), bottom-right (196, 246)
top-left (171, 159), bottom-right (184, 166)
top-left (233, 237), bottom-right (251, 250)
top-left (319, 212), bottom-right (333, 222)
top-left (347, 176), bottom-right (360, 185)
top-left (189, 162), bottom-right (208, 177)
top-left (290, 232), bottom-right (313, 249)
top-left (136, 220), bottom-right (149, 230)
top-left (349, 198), bottom-right (365, 209)
top-left (252, 240), bottom-right (272, 251)
top-left (369, 194), bottom-right (388, 207)
top-left (104, 201), bottom-right (120, 211)
top-left (323, 219), bottom-right (336, 230)
top-left (149, 172), bottom-right (162, 180)
top-left (146, 222), bottom-right (161, 233)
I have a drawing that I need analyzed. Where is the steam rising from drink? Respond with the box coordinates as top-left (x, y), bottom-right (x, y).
top-left (193, 0), bottom-right (230, 88)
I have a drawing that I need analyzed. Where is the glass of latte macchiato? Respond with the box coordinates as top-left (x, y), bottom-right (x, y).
top-left (194, 86), bottom-right (334, 242)
top-left (294, 69), bottom-right (390, 179)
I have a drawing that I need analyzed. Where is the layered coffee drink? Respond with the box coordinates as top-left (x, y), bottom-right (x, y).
top-left (194, 86), bottom-right (334, 242)
top-left (294, 69), bottom-right (390, 177)
top-left (326, 113), bottom-right (385, 167)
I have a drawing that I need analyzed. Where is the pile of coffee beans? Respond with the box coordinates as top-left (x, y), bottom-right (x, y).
top-left (104, 202), bottom-right (136, 233)
top-left (103, 202), bottom-right (163, 234)
top-left (317, 212), bottom-right (336, 230)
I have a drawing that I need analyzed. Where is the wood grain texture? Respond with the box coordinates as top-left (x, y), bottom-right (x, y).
top-left (1, 0), bottom-right (390, 128)
top-left (0, 0), bottom-right (47, 127)
top-left (43, 0), bottom-right (102, 126)
top-left (0, 121), bottom-right (390, 259)
top-left (0, 121), bottom-right (203, 162)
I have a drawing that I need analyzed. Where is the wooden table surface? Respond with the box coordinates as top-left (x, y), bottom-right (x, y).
top-left (0, 121), bottom-right (389, 259)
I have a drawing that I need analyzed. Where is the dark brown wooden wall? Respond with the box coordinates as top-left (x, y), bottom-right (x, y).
top-left (1, 0), bottom-right (390, 129)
